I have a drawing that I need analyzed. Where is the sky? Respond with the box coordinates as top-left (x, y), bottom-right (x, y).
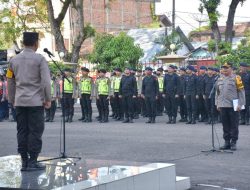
top-left (155, 0), bottom-right (250, 34)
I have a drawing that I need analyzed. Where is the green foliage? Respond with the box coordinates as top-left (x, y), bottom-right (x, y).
top-left (88, 32), bottom-right (143, 71)
top-left (48, 62), bottom-right (71, 75)
top-left (0, 0), bottom-right (48, 48)
top-left (200, 0), bottom-right (220, 25)
top-left (216, 45), bottom-right (250, 67)
top-left (155, 31), bottom-right (183, 56)
top-left (208, 39), bottom-right (232, 55)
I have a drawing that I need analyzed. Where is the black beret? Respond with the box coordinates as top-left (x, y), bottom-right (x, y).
top-left (81, 67), bottom-right (90, 72)
top-left (114, 68), bottom-right (122, 72)
top-left (186, 65), bottom-right (195, 72)
top-left (240, 62), bottom-right (248, 67)
top-left (145, 67), bottom-right (153, 71)
top-left (157, 67), bottom-right (164, 72)
top-left (169, 64), bottom-right (176, 69)
top-left (180, 67), bottom-right (186, 71)
top-left (200, 66), bottom-right (207, 70)
top-left (99, 69), bottom-right (107, 73)
top-left (23, 32), bottom-right (39, 46)
top-left (207, 67), bottom-right (214, 71)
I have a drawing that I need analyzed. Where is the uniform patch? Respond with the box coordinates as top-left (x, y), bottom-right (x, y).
top-left (235, 75), bottom-right (244, 90)
top-left (6, 69), bottom-right (14, 79)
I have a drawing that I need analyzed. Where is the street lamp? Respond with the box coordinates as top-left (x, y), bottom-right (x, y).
top-left (170, 43), bottom-right (176, 55)
top-left (59, 52), bottom-right (65, 60)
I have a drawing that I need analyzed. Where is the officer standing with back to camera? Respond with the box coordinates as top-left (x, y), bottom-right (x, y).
top-left (216, 62), bottom-right (245, 151)
top-left (142, 67), bottom-right (159, 124)
top-left (156, 67), bottom-right (164, 116)
top-left (79, 67), bottom-right (94, 123)
top-left (7, 32), bottom-right (51, 171)
top-left (239, 62), bottom-right (250, 125)
top-left (119, 67), bottom-right (137, 123)
top-left (178, 67), bottom-right (187, 122)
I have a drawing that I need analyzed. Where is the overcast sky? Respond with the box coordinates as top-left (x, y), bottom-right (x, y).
top-left (156, 0), bottom-right (250, 34)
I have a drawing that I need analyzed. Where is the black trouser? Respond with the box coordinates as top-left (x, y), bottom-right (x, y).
top-left (197, 94), bottom-right (207, 120)
top-left (145, 96), bottom-right (157, 118)
top-left (45, 100), bottom-right (57, 121)
top-left (220, 108), bottom-right (239, 142)
top-left (16, 106), bottom-right (44, 155)
top-left (136, 96), bottom-right (144, 115)
top-left (240, 94), bottom-right (250, 123)
top-left (165, 94), bottom-right (178, 118)
top-left (205, 97), bottom-right (216, 120)
top-left (122, 95), bottom-right (134, 118)
top-left (63, 93), bottom-right (74, 118)
top-left (157, 93), bottom-right (164, 114)
top-left (109, 95), bottom-right (115, 115)
top-left (113, 92), bottom-right (123, 117)
top-left (99, 95), bottom-right (109, 118)
top-left (81, 93), bottom-right (92, 116)
top-left (185, 95), bottom-right (197, 121)
top-left (179, 95), bottom-right (187, 119)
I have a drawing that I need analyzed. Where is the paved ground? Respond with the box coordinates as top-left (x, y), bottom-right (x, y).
top-left (0, 105), bottom-right (250, 189)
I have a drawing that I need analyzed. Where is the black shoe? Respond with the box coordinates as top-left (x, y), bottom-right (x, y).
top-left (146, 118), bottom-right (152, 123)
top-left (45, 119), bottom-right (50, 122)
top-left (21, 160), bottom-right (28, 171)
top-left (78, 117), bottom-right (85, 121)
top-left (151, 117), bottom-right (156, 123)
top-left (166, 117), bottom-right (172, 124)
top-left (68, 117), bottom-right (73, 123)
top-left (123, 118), bottom-right (129, 123)
top-left (27, 160), bottom-right (46, 171)
top-left (186, 120), bottom-right (192, 124)
top-left (129, 118), bottom-right (134, 123)
top-left (171, 117), bottom-right (176, 124)
top-left (65, 117), bottom-right (69, 122)
top-left (191, 120), bottom-right (196, 124)
top-left (230, 141), bottom-right (237, 151)
top-left (220, 141), bottom-right (231, 150)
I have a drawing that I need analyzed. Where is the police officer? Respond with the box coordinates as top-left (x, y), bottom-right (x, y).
top-left (216, 62), bottom-right (245, 151)
top-left (163, 65), bottom-right (179, 124)
top-left (204, 67), bottom-right (217, 124)
top-left (111, 68), bottom-right (123, 121)
top-left (136, 70), bottom-right (144, 117)
top-left (119, 68), bottom-right (137, 123)
top-left (63, 68), bottom-right (77, 123)
top-left (156, 67), bottom-right (164, 116)
top-left (142, 67), bottom-right (159, 124)
top-left (7, 32), bottom-right (51, 171)
top-left (184, 65), bottom-right (198, 124)
top-left (239, 62), bottom-right (250, 125)
top-left (95, 69), bottom-right (111, 123)
top-left (197, 66), bottom-right (207, 122)
top-left (45, 74), bottom-right (59, 122)
top-left (79, 67), bottom-right (94, 122)
top-left (178, 67), bottom-right (187, 122)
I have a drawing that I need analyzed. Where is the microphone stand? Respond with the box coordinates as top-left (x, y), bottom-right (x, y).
top-left (39, 54), bottom-right (81, 164)
top-left (201, 75), bottom-right (233, 154)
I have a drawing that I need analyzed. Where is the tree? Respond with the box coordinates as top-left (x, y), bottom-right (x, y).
top-left (0, 0), bottom-right (48, 49)
top-left (88, 32), bottom-right (144, 71)
top-left (225, 0), bottom-right (246, 43)
top-left (200, 0), bottom-right (221, 43)
top-left (46, 0), bottom-right (95, 63)
top-left (154, 31), bottom-right (183, 56)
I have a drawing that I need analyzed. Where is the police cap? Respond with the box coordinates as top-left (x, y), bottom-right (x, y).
top-left (157, 67), bottom-right (164, 72)
top-left (186, 65), bottom-right (195, 72)
top-left (168, 64), bottom-right (175, 69)
top-left (99, 69), bottom-right (107, 74)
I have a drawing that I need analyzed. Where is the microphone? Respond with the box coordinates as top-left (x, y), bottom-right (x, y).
top-left (43, 48), bottom-right (54, 57)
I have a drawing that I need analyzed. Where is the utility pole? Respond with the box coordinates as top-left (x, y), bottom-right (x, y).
top-left (172, 0), bottom-right (175, 31)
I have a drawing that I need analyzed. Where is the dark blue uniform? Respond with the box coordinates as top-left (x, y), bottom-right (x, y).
top-left (142, 75), bottom-right (159, 123)
top-left (197, 74), bottom-right (207, 121)
top-left (240, 71), bottom-right (250, 125)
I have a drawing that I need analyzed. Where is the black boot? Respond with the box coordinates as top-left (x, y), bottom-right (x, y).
top-left (151, 117), bottom-right (156, 123)
top-left (27, 153), bottom-right (46, 171)
top-left (129, 117), bottom-right (134, 123)
top-left (166, 116), bottom-right (172, 124)
top-left (230, 141), bottom-right (237, 151)
top-left (146, 117), bottom-right (152, 123)
top-left (78, 115), bottom-right (85, 121)
top-left (87, 113), bottom-right (92, 123)
top-left (103, 111), bottom-right (109, 123)
top-left (68, 115), bottom-right (73, 123)
top-left (191, 117), bottom-right (196, 124)
top-left (82, 113), bottom-right (88, 122)
top-left (220, 141), bottom-right (231, 150)
top-left (20, 153), bottom-right (28, 172)
top-left (171, 117), bottom-right (176, 124)
top-left (123, 118), bottom-right (129, 123)
top-left (65, 116), bottom-right (69, 122)
top-left (186, 114), bottom-right (192, 124)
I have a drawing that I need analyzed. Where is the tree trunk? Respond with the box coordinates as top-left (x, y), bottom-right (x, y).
top-left (71, 0), bottom-right (85, 63)
top-left (211, 21), bottom-right (221, 42)
top-left (225, 0), bottom-right (240, 43)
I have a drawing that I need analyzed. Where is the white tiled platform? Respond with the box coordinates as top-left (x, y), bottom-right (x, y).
top-left (54, 163), bottom-right (190, 190)
top-left (0, 155), bottom-right (190, 190)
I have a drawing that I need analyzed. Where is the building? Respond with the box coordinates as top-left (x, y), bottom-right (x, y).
top-left (70, 0), bottom-right (154, 56)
